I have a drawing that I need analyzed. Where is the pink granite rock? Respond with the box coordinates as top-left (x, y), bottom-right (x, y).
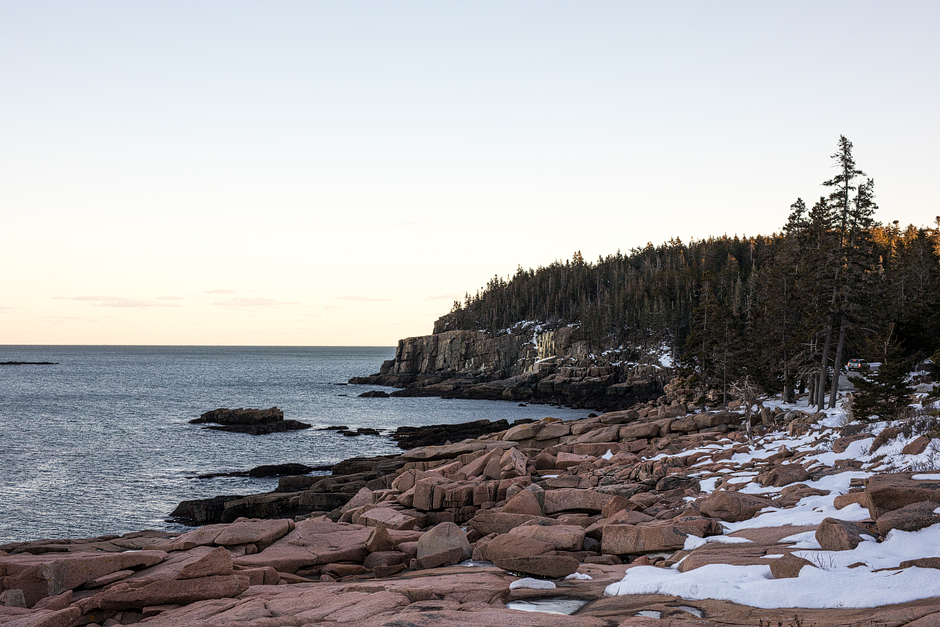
top-left (502, 489), bottom-right (543, 516)
top-left (175, 546), bottom-right (232, 580)
top-left (233, 519), bottom-right (370, 573)
top-left (87, 574), bottom-right (250, 611)
top-left (499, 447), bottom-right (528, 479)
top-left (865, 472), bottom-right (940, 520)
top-left (769, 553), bottom-right (815, 579)
top-left (508, 524), bottom-right (585, 551)
top-left (542, 488), bottom-right (614, 514)
top-left (876, 501), bottom-right (940, 535)
top-left (815, 517), bottom-right (875, 551)
top-left (758, 464), bottom-right (810, 487)
top-left (417, 522), bottom-right (472, 563)
top-left (0, 549), bottom-right (167, 607)
top-left (699, 490), bottom-right (774, 522)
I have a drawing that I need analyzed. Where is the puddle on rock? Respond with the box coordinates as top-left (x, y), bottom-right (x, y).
top-left (676, 605), bottom-right (704, 618)
top-left (506, 598), bottom-right (589, 615)
top-left (636, 610), bottom-right (662, 618)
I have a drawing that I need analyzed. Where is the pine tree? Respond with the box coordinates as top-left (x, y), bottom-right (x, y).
top-left (850, 326), bottom-right (914, 421)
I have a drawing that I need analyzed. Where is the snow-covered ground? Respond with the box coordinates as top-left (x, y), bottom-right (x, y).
top-left (605, 392), bottom-right (940, 609)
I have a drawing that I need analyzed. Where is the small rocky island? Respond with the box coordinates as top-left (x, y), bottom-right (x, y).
top-left (189, 407), bottom-right (312, 435)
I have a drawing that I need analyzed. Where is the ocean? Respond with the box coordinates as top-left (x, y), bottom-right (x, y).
top-left (0, 345), bottom-right (587, 544)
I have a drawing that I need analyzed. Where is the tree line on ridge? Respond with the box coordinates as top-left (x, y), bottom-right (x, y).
top-left (437, 137), bottom-right (940, 417)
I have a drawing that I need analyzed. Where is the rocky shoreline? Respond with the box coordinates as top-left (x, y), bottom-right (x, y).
top-left (3, 381), bottom-right (940, 626)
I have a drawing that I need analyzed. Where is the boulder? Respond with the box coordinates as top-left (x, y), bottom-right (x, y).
top-left (699, 490), bottom-right (774, 522)
top-left (769, 553), bottom-right (815, 579)
top-left (815, 517), bottom-right (875, 551)
top-left (865, 472), bottom-right (940, 520)
top-left (365, 525), bottom-right (395, 553)
top-left (502, 489), bottom-right (543, 516)
top-left (601, 523), bottom-right (687, 554)
top-left (485, 535), bottom-right (579, 578)
top-left (903, 436), bottom-right (933, 456)
top-left (619, 422), bottom-right (663, 440)
top-left (468, 511), bottom-right (540, 536)
top-left (869, 427), bottom-right (903, 453)
top-left (508, 524), bottom-right (585, 551)
top-left (416, 522), bottom-right (472, 564)
top-left (363, 551), bottom-right (409, 571)
top-left (542, 489), bottom-right (615, 515)
top-left (499, 447), bottom-right (528, 479)
top-left (758, 464), bottom-right (810, 488)
top-left (776, 484), bottom-right (829, 507)
top-left (876, 501), bottom-right (940, 535)
top-left (832, 433), bottom-right (871, 454)
top-left (834, 492), bottom-right (868, 510)
top-left (358, 508), bottom-right (417, 531)
top-left (212, 518), bottom-right (294, 549)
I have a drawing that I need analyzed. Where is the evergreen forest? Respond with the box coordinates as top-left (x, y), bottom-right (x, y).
top-left (438, 137), bottom-right (940, 412)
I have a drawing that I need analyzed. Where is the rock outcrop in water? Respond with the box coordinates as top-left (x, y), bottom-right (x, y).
top-left (189, 407), bottom-right (312, 435)
top-left (4, 383), bottom-right (940, 625)
top-left (350, 328), bottom-right (673, 412)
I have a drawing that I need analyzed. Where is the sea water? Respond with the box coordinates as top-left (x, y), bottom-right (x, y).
top-left (0, 345), bottom-right (587, 544)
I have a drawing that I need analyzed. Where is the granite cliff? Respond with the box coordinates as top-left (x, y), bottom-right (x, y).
top-left (350, 325), bottom-right (674, 412)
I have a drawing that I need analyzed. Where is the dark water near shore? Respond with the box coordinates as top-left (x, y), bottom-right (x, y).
top-left (0, 346), bottom-right (587, 545)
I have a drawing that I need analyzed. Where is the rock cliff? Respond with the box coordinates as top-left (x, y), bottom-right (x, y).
top-left (350, 326), bottom-right (673, 411)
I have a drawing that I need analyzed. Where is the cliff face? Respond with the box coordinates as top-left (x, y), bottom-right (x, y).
top-left (382, 330), bottom-right (532, 380)
top-left (350, 326), bottom-right (672, 412)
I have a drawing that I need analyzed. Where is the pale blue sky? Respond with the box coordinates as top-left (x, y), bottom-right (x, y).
top-left (2, 2), bottom-right (938, 345)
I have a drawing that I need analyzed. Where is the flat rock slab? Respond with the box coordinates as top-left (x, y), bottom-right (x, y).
top-left (0, 549), bottom-right (167, 607)
top-left (233, 519), bottom-right (371, 573)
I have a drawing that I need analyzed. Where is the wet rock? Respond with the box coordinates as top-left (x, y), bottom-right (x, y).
top-left (391, 419), bottom-right (512, 449)
top-left (358, 390), bottom-right (390, 398)
top-left (190, 407), bottom-right (312, 435)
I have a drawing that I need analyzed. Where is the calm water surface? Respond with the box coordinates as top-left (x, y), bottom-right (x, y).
top-left (0, 346), bottom-right (587, 544)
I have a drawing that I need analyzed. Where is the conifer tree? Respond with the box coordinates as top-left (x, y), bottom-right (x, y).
top-left (850, 326), bottom-right (914, 421)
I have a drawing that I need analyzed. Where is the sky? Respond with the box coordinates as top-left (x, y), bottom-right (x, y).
top-left (2, 2), bottom-right (938, 346)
